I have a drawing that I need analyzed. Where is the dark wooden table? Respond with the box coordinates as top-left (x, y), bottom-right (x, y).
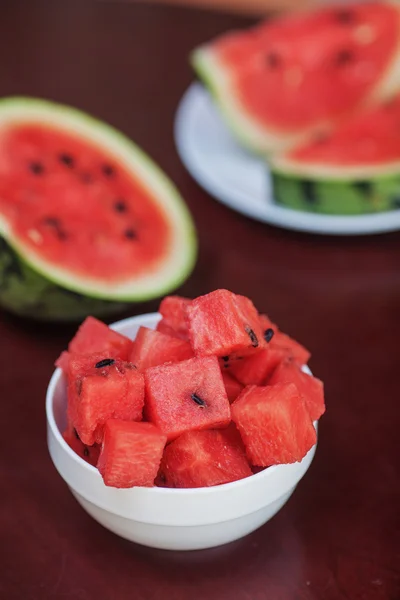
top-left (1, 1), bottom-right (399, 598)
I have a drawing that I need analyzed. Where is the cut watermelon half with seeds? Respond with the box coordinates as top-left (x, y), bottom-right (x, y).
top-left (144, 355), bottom-right (231, 441)
top-left (98, 420), bottom-right (167, 488)
top-left (68, 353), bottom-right (144, 445)
top-left (161, 429), bottom-right (252, 488)
top-left (192, 1), bottom-right (400, 153)
top-left (231, 383), bottom-right (316, 466)
top-left (129, 326), bottom-right (193, 372)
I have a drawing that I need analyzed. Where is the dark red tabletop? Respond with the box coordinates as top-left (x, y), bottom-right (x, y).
top-left (1, 1), bottom-right (399, 598)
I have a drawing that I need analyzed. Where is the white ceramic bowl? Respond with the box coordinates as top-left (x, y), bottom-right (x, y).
top-left (46, 312), bottom-right (318, 551)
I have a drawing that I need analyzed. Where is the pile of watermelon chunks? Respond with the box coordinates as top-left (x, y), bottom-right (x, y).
top-left (57, 289), bottom-right (325, 489)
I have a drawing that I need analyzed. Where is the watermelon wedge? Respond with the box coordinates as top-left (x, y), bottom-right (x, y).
top-left (192, 2), bottom-right (400, 153)
top-left (270, 92), bottom-right (400, 214)
top-left (0, 98), bottom-right (197, 320)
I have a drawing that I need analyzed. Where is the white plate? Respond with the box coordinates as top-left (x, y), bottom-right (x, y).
top-left (175, 83), bottom-right (400, 236)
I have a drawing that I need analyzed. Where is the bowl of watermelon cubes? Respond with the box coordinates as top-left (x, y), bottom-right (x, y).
top-left (46, 289), bottom-right (325, 551)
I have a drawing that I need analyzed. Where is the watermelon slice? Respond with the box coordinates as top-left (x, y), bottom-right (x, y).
top-left (144, 355), bottom-right (231, 440)
top-left (68, 353), bottom-right (144, 445)
top-left (156, 295), bottom-right (191, 340)
top-left (62, 421), bottom-right (101, 467)
top-left (268, 360), bottom-right (325, 422)
top-left (270, 92), bottom-right (400, 215)
top-left (0, 98), bottom-right (197, 320)
top-left (55, 316), bottom-right (133, 372)
top-left (129, 326), bottom-right (193, 371)
top-left (98, 420), bottom-right (167, 488)
top-left (161, 429), bottom-right (251, 488)
top-left (192, 2), bottom-right (400, 153)
top-left (231, 383), bottom-right (316, 466)
top-left (187, 289), bottom-right (266, 358)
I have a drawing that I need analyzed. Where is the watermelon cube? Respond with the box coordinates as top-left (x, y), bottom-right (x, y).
top-left (63, 421), bottom-right (100, 467)
top-left (144, 355), bottom-right (231, 440)
top-left (259, 313), bottom-right (311, 365)
top-left (68, 353), bottom-right (144, 445)
top-left (129, 326), bottom-right (193, 372)
top-left (98, 420), bottom-right (167, 488)
top-left (156, 295), bottom-right (191, 340)
top-left (228, 347), bottom-right (286, 386)
top-left (231, 383), bottom-right (316, 466)
top-left (222, 371), bottom-right (244, 403)
top-left (187, 289), bottom-right (266, 358)
top-left (268, 360), bottom-right (325, 422)
top-left (55, 316), bottom-right (133, 372)
top-left (161, 429), bottom-right (252, 488)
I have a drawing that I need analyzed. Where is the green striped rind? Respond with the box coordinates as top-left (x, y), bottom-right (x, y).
top-left (271, 171), bottom-right (400, 215)
top-left (0, 97), bottom-right (197, 316)
top-left (0, 238), bottom-right (128, 321)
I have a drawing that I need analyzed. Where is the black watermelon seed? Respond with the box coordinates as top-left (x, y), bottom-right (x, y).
top-left (354, 181), bottom-right (373, 196)
top-left (73, 428), bottom-right (80, 440)
top-left (43, 217), bottom-right (68, 240)
top-left (191, 393), bottom-right (207, 407)
top-left (223, 364), bottom-right (230, 368)
top-left (335, 9), bottom-right (355, 24)
top-left (245, 326), bottom-right (259, 348)
top-left (95, 358), bottom-right (115, 368)
top-left (114, 199), bottom-right (128, 213)
top-left (264, 328), bottom-right (275, 343)
top-left (83, 447), bottom-right (90, 457)
top-left (124, 228), bottom-right (137, 240)
top-left (266, 51), bottom-right (281, 68)
top-left (335, 49), bottom-right (354, 66)
top-left (222, 356), bottom-right (229, 362)
top-left (76, 379), bottom-right (82, 396)
top-left (80, 172), bottom-right (93, 184)
top-left (301, 180), bottom-right (318, 205)
top-left (30, 162), bottom-right (44, 175)
top-left (102, 164), bottom-right (115, 177)
top-left (59, 153), bottom-right (74, 168)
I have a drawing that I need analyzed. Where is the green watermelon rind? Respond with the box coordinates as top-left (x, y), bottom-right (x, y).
top-left (270, 170), bottom-right (400, 215)
top-left (0, 97), bottom-right (197, 303)
top-left (191, 1), bottom-right (400, 155)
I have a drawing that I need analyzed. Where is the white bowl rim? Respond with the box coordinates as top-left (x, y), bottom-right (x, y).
top-left (46, 311), bottom-right (317, 496)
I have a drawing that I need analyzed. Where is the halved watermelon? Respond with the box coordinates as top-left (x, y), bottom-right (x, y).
top-left (192, 2), bottom-right (400, 153)
top-left (0, 98), bottom-right (197, 320)
top-left (270, 92), bottom-right (400, 214)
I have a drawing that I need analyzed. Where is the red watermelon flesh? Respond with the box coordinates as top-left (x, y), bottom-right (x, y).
top-left (55, 316), bottom-right (133, 372)
top-left (161, 429), bottom-right (252, 488)
top-left (98, 419), bottom-right (167, 488)
top-left (228, 346), bottom-right (286, 386)
top-left (129, 326), bottom-right (193, 372)
top-left (279, 93), bottom-right (400, 167)
top-left (156, 296), bottom-right (191, 340)
top-left (198, 2), bottom-right (400, 134)
top-left (187, 289), bottom-right (266, 358)
top-left (221, 371), bottom-right (244, 403)
top-left (0, 123), bottom-right (174, 284)
top-left (68, 353), bottom-right (144, 445)
top-left (259, 314), bottom-right (311, 365)
top-left (231, 383), bottom-right (316, 466)
top-left (62, 421), bottom-right (101, 467)
top-left (144, 355), bottom-right (231, 441)
top-left (268, 359), bottom-right (325, 422)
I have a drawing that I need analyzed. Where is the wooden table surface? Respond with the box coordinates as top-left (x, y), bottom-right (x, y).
top-left (1, 1), bottom-right (399, 599)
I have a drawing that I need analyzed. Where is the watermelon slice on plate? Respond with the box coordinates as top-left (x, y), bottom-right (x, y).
top-left (270, 93), bottom-right (400, 215)
top-left (0, 98), bottom-right (196, 321)
top-left (192, 1), bottom-right (400, 154)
